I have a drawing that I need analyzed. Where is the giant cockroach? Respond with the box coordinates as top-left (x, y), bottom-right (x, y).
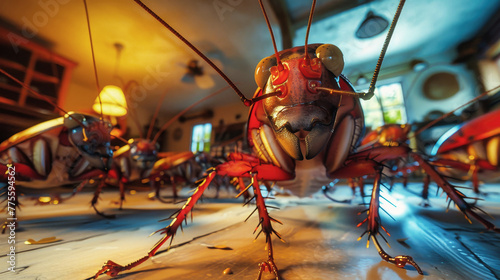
top-left (0, 69), bottom-right (114, 231)
top-left (356, 94), bottom-right (500, 205)
top-left (429, 106), bottom-right (500, 194)
top-left (0, 0), bottom-right (123, 231)
top-left (92, 0), bottom-right (499, 279)
top-left (91, 86), bottom-right (228, 216)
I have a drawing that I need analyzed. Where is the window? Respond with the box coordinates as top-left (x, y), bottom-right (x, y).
top-left (359, 81), bottom-right (407, 130)
top-left (191, 123), bottom-right (212, 152)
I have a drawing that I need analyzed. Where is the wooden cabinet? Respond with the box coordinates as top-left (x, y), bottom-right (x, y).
top-left (0, 27), bottom-right (76, 112)
top-left (0, 26), bottom-right (77, 141)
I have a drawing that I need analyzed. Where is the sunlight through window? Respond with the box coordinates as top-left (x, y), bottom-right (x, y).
top-left (359, 81), bottom-right (407, 130)
top-left (191, 123), bottom-right (212, 152)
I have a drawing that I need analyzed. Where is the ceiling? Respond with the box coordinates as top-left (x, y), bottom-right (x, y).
top-left (0, 0), bottom-right (499, 122)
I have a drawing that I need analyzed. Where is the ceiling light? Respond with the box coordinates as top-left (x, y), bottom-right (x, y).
top-left (355, 11), bottom-right (389, 39)
top-left (410, 59), bottom-right (428, 71)
top-left (92, 85), bottom-right (128, 117)
top-left (355, 74), bottom-right (368, 86)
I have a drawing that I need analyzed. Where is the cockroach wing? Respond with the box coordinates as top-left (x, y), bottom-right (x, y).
top-left (433, 108), bottom-right (500, 155)
top-left (0, 117), bottom-right (66, 153)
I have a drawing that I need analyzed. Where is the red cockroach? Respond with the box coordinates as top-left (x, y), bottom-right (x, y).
top-left (147, 151), bottom-right (205, 201)
top-left (0, 0), bottom-right (124, 230)
top-left (334, 102), bottom-right (500, 207)
top-left (322, 123), bottom-right (415, 203)
top-left (430, 107), bottom-right (500, 194)
top-left (0, 71), bottom-right (114, 231)
top-left (356, 94), bottom-right (500, 205)
top-left (93, 0), bottom-right (499, 279)
top-left (91, 87), bottom-right (227, 216)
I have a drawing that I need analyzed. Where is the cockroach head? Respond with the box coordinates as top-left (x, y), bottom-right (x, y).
top-left (129, 138), bottom-right (159, 169)
top-left (251, 45), bottom-right (346, 160)
top-left (254, 44), bottom-right (344, 90)
top-left (65, 113), bottom-right (113, 170)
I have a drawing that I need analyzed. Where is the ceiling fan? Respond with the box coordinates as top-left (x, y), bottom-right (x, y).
top-left (181, 59), bottom-right (216, 89)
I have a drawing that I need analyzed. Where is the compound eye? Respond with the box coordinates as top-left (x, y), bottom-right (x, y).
top-left (86, 127), bottom-right (105, 144)
top-left (255, 55), bottom-right (277, 89)
top-left (315, 44), bottom-right (344, 77)
top-left (106, 122), bottom-right (113, 132)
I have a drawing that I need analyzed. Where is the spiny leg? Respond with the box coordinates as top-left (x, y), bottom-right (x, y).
top-left (118, 180), bottom-right (125, 210)
top-left (91, 180), bottom-right (115, 219)
top-left (402, 172), bottom-right (408, 188)
top-left (348, 178), bottom-right (356, 193)
top-left (358, 166), bottom-right (423, 274)
top-left (233, 177), bottom-right (251, 201)
top-left (411, 153), bottom-right (498, 232)
top-left (250, 173), bottom-right (284, 280)
top-left (93, 169), bottom-right (217, 279)
top-left (151, 177), bottom-right (170, 204)
top-left (57, 179), bottom-right (89, 203)
top-left (359, 176), bottom-right (366, 205)
top-left (370, 235), bottom-right (422, 273)
top-left (322, 180), bottom-right (352, 204)
top-left (420, 174), bottom-right (431, 207)
top-left (389, 175), bottom-right (395, 191)
top-left (471, 164), bottom-right (480, 194)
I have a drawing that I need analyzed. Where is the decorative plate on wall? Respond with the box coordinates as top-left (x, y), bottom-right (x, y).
top-left (422, 72), bottom-right (460, 100)
top-left (173, 127), bottom-right (183, 141)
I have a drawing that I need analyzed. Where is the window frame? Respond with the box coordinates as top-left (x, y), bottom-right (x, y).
top-left (190, 122), bottom-right (212, 153)
top-left (357, 78), bottom-right (408, 130)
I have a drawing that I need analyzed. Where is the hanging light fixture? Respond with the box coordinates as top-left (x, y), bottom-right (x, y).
top-left (410, 59), bottom-right (428, 72)
top-left (92, 85), bottom-right (128, 116)
top-left (92, 43), bottom-right (128, 117)
top-left (355, 11), bottom-right (389, 39)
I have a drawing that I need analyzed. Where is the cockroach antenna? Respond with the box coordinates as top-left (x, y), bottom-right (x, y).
top-left (316, 0), bottom-right (406, 101)
top-left (0, 68), bottom-right (87, 128)
top-left (303, 0), bottom-right (317, 63)
top-left (413, 84), bottom-right (500, 138)
top-left (133, 0), bottom-right (280, 106)
top-left (83, 0), bottom-right (104, 121)
top-left (146, 90), bottom-right (169, 141)
top-left (258, 0), bottom-right (284, 70)
top-left (364, 0), bottom-right (406, 100)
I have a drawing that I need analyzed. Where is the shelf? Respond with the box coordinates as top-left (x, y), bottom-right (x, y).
top-left (0, 81), bottom-right (21, 92)
top-left (0, 25), bottom-right (76, 142)
top-left (31, 71), bottom-right (60, 84)
top-left (0, 26), bottom-right (76, 108)
top-left (0, 57), bottom-right (26, 72)
top-left (0, 96), bottom-right (17, 105)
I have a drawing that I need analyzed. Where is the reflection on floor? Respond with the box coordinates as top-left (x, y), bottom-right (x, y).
top-left (1, 181), bottom-right (499, 280)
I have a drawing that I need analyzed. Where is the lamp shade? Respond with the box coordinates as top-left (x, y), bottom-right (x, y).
top-left (92, 85), bottom-right (128, 117)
